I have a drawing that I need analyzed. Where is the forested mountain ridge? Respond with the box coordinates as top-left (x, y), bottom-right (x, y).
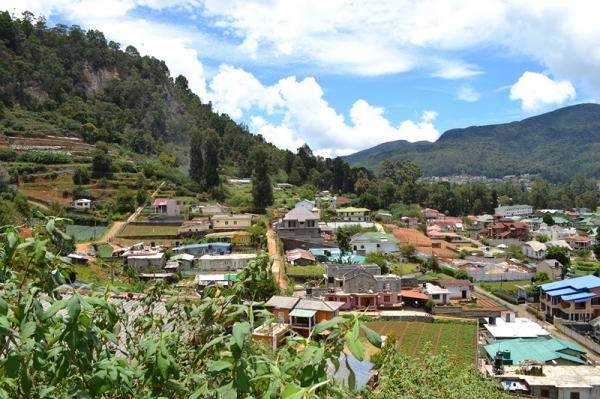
top-left (345, 103), bottom-right (600, 183)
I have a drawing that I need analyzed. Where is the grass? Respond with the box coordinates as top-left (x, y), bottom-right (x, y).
top-left (71, 263), bottom-right (111, 286)
top-left (286, 265), bottom-right (325, 276)
top-left (476, 279), bottom-right (531, 295)
top-left (417, 272), bottom-right (456, 280)
top-left (389, 262), bottom-right (420, 276)
top-left (118, 224), bottom-right (181, 237)
top-left (97, 243), bottom-right (114, 258)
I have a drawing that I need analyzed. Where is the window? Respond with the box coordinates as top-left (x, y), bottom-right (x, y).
top-left (234, 221), bottom-right (237, 225)
top-left (383, 283), bottom-right (391, 291)
top-left (225, 221), bottom-right (229, 225)
top-left (432, 294), bottom-right (440, 300)
top-left (383, 295), bottom-right (391, 302)
top-left (570, 393), bottom-right (580, 399)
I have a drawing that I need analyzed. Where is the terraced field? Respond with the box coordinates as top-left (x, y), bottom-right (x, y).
top-left (364, 321), bottom-right (477, 366)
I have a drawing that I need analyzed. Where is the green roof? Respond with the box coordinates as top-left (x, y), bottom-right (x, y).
top-left (289, 309), bottom-right (316, 318)
top-left (352, 232), bottom-right (399, 243)
top-left (551, 217), bottom-right (569, 224)
top-left (484, 338), bottom-right (585, 365)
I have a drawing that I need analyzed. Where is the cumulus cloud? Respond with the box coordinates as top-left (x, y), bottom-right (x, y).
top-left (457, 86), bottom-right (482, 102)
top-left (509, 72), bottom-right (576, 112)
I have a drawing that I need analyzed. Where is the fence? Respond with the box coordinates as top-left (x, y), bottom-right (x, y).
top-left (556, 323), bottom-right (600, 356)
top-left (467, 269), bottom-right (534, 282)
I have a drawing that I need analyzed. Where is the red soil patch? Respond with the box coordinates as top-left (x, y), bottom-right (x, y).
top-left (387, 225), bottom-right (457, 257)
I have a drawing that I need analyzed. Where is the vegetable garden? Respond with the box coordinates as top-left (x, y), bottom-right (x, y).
top-left (364, 321), bottom-right (477, 366)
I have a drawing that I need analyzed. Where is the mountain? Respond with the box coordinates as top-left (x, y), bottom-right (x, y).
top-left (342, 139), bottom-right (428, 164)
top-left (343, 103), bottom-right (600, 182)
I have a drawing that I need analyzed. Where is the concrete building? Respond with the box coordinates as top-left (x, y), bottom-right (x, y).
top-left (71, 198), bottom-right (92, 209)
top-left (421, 282), bottom-right (450, 304)
top-left (536, 259), bottom-right (564, 281)
top-left (172, 243), bottom-right (231, 256)
top-left (152, 198), bottom-right (183, 214)
top-left (350, 232), bottom-right (399, 255)
top-left (336, 207), bottom-right (371, 222)
top-left (212, 214), bottom-right (253, 230)
top-left (494, 205), bottom-right (533, 218)
top-left (540, 275), bottom-right (600, 322)
top-left (274, 207), bottom-right (321, 239)
top-left (126, 252), bottom-right (166, 270)
top-left (197, 253), bottom-right (258, 271)
top-left (483, 311), bottom-right (551, 340)
top-left (432, 279), bottom-right (473, 300)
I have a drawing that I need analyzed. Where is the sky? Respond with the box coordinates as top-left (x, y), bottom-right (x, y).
top-left (4, 1), bottom-right (600, 158)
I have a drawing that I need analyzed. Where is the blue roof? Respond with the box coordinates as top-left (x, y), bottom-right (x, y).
top-left (541, 275), bottom-right (600, 292)
top-left (174, 243), bottom-right (231, 250)
top-left (562, 292), bottom-right (596, 302)
top-left (546, 288), bottom-right (576, 296)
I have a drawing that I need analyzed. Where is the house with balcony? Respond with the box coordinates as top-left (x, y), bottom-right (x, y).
top-left (350, 232), bottom-right (399, 255)
top-left (212, 214), bottom-right (253, 230)
top-left (152, 198), bottom-right (183, 214)
top-left (335, 207), bottom-right (371, 222)
top-left (274, 207), bottom-right (321, 239)
top-left (322, 263), bottom-right (403, 310)
top-left (539, 275), bottom-right (600, 322)
top-left (565, 235), bottom-right (592, 252)
top-left (487, 215), bottom-right (529, 241)
top-left (263, 296), bottom-right (345, 338)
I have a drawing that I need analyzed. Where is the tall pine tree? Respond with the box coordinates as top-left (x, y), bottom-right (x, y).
top-left (189, 128), bottom-right (203, 188)
top-left (252, 145), bottom-right (273, 212)
top-left (202, 128), bottom-right (221, 190)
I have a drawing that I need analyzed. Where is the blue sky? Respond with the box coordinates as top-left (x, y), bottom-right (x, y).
top-left (5, 1), bottom-right (600, 158)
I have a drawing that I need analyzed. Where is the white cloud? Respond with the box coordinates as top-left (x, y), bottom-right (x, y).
top-left (509, 72), bottom-right (576, 112)
top-left (457, 86), bottom-right (482, 102)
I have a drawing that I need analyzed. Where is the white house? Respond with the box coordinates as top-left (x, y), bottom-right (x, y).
top-left (197, 253), bottom-right (257, 271)
top-left (295, 199), bottom-right (317, 212)
top-left (421, 283), bottom-right (450, 304)
top-left (521, 240), bottom-right (572, 260)
top-left (127, 252), bottom-right (166, 270)
top-left (494, 205), bottom-right (533, 218)
top-left (72, 198), bottom-right (92, 209)
top-left (433, 280), bottom-right (473, 300)
top-left (350, 232), bottom-right (399, 255)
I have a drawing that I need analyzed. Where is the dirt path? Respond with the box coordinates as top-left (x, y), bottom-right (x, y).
top-left (267, 226), bottom-right (288, 290)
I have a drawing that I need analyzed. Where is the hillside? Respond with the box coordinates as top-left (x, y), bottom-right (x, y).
top-left (344, 103), bottom-right (600, 182)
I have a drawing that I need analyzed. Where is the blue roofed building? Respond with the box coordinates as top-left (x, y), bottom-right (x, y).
top-left (539, 275), bottom-right (600, 322)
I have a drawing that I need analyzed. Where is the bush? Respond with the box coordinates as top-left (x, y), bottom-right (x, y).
top-left (424, 299), bottom-right (435, 313)
top-left (493, 290), bottom-right (518, 305)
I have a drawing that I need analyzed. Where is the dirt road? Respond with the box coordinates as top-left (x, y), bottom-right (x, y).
top-left (267, 226), bottom-right (288, 290)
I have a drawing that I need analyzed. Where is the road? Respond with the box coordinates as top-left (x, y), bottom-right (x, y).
top-left (266, 226), bottom-right (288, 290)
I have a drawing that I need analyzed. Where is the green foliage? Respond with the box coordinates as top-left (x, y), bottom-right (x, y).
top-left (251, 145), bottom-right (274, 212)
top-left (72, 166), bottom-right (91, 185)
top-left (424, 299), bottom-right (435, 313)
top-left (363, 343), bottom-right (511, 399)
top-left (335, 227), bottom-right (351, 256)
top-left (113, 186), bottom-right (136, 214)
top-left (542, 213), bottom-right (555, 226)
top-left (365, 251), bottom-right (391, 274)
top-left (454, 269), bottom-right (473, 282)
top-left (545, 245), bottom-right (570, 267)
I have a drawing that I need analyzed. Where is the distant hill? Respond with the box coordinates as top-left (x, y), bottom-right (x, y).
top-left (343, 103), bottom-right (600, 182)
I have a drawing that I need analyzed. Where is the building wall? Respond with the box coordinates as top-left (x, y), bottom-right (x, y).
top-left (536, 262), bottom-right (562, 281)
top-left (213, 217), bottom-right (252, 229)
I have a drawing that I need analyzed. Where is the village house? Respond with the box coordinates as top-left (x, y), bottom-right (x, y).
top-left (168, 253), bottom-right (194, 271)
top-left (177, 217), bottom-right (210, 235)
top-left (482, 311), bottom-right (551, 340)
top-left (205, 231), bottom-right (253, 245)
top-left (192, 203), bottom-right (230, 214)
top-left (421, 282), bottom-right (450, 304)
top-left (322, 263), bottom-right (403, 310)
top-left (540, 275), bottom-right (600, 322)
top-left (335, 207), bottom-right (371, 222)
top-left (71, 198), bottom-right (92, 210)
top-left (350, 232), bottom-right (399, 255)
top-left (211, 214), bottom-right (253, 230)
top-left (565, 235), bottom-right (592, 252)
top-left (284, 248), bottom-right (316, 265)
top-left (197, 253), bottom-right (257, 272)
top-left (536, 259), bottom-right (564, 281)
top-left (126, 252), bottom-right (166, 270)
top-left (401, 216), bottom-right (419, 228)
top-left (521, 240), bottom-right (572, 260)
top-left (294, 199), bottom-right (317, 212)
top-left (487, 215), bottom-right (529, 241)
top-left (494, 204), bottom-right (533, 218)
top-left (172, 242), bottom-right (231, 256)
top-left (315, 195), bottom-right (337, 209)
top-left (152, 198), bottom-right (183, 214)
top-left (274, 207), bottom-right (321, 239)
top-left (431, 279), bottom-right (473, 300)
top-left (421, 208), bottom-right (444, 220)
top-left (484, 338), bottom-right (586, 367)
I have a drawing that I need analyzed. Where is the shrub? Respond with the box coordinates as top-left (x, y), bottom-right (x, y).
top-left (424, 299), bottom-right (435, 313)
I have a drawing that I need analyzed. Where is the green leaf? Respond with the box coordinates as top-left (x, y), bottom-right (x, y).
top-left (312, 316), bottom-right (347, 335)
top-left (217, 382), bottom-right (237, 399)
top-left (6, 353), bottom-right (20, 378)
top-left (7, 233), bottom-right (16, 249)
top-left (345, 355), bottom-right (356, 391)
top-left (20, 371), bottom-right (31, 397)
top-left (281, 384), bottom-right (306, 399)
top-left (21, 321), bottom-right (36, 339)
top-left (361, 323), bottom-right (383, 349)
top-left (165, 296), bottom-right (177, 311)
top-left (208, 360), bottom-right (232, 372)
top-left (352, 320), bottom-right (359, 341)
top-left (157, 353), bottom-right (169, 380)
top-left (67, 295), bottom-right (81, 320)
top-left (41, 299), bottom-right (68, 320)
top-left (232, 321), bottom-right (249, 349)
top-left (46, 218), bottom-right (55, 234)
top-left (344, 330), bottom-right (364, 361)
top-left (234, 364), bottom-right (250, 392)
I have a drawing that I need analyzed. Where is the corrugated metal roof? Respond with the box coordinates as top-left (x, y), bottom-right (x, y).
top-left (289, 309), bottom-right (316, 318)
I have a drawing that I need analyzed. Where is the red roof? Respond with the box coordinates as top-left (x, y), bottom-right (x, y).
top-left (401, 290), bottom-right (429, 300)
top-left (153, 199), bottom-right (168, 206)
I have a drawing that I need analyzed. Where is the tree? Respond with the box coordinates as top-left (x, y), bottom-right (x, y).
top-left (425, 255), bottom-right (441, 272)
top-left (545, 245), bottom-right (570, 269)
top-left (399, 244), bottom-right (417, 262)
top-left (542, 213), bottom-right (555, 226)
top-left (189, 128), bottom-right (203, 188)
top-left (592, 243), bottom-right (600, 261)
top-left (537, 234), bottom-right (549, 243)
top-left (454, 269), bottom-right (473, 282)
top-left (202, 128), bottom-right (221, 190)
top-left (91, 141), bottom-right (113, 178)
top-left (336, 227), bottom-right (351, 257)
top-left (113, 186), bottom-right (136, 214)
top-left (365, 251), bottom-right (390, 274)
top-left (251, 145), bottom-right (274, 212)
top-left (0, 163), bottom-right (10, 193)
top-left (72, 166), bottom-right (91, 185)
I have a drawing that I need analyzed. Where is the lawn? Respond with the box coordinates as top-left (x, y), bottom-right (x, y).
top-left (476, 280), bottom-right (531, 295)
top-left (389, 262), bottom-right (420, 276)
top-left (364, 321), bottom-right (477, 366)
top-left (118, 224), bottom-right (181, 237)
top-left (417, 272), bottom-right (456, 280)
top-left (286, 265), bottom-right (325, 277)
top-left (97, 243), bottom-right (115, 258)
